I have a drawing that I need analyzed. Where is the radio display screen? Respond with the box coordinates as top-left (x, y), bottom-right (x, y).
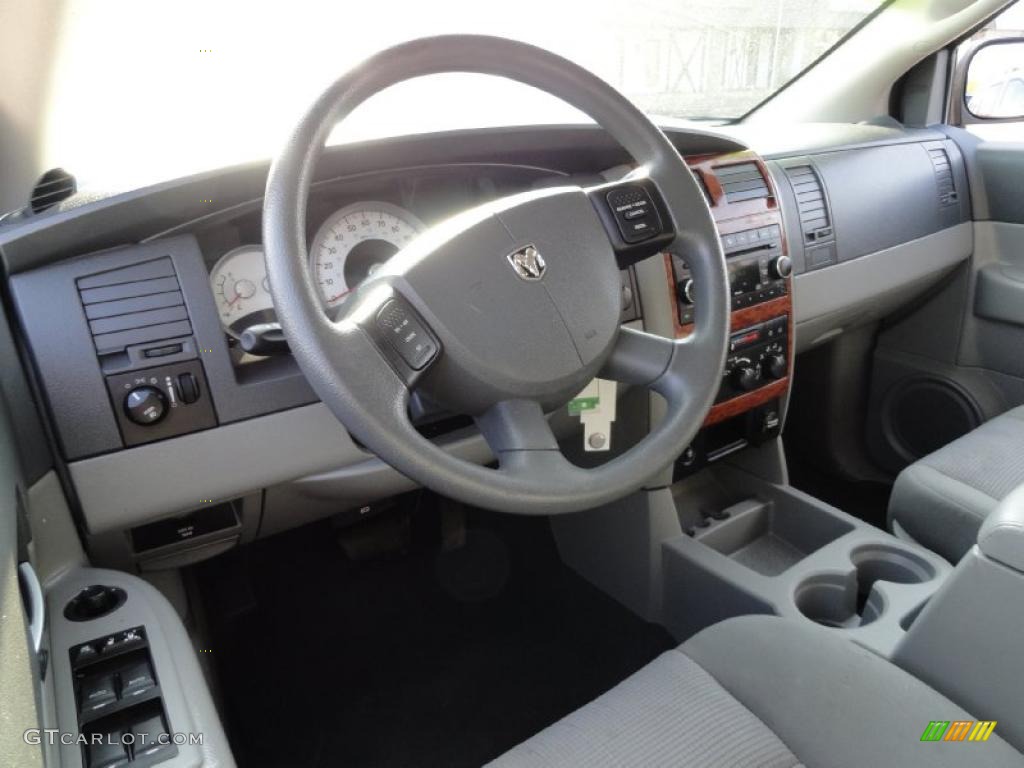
top-left (731, 261), bottom-right (761, 293)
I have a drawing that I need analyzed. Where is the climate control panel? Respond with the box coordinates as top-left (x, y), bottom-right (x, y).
top-left (717, 316), bottom-right (789, 403)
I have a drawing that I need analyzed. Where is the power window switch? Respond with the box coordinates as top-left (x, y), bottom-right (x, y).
top-left (86, 736), bottom-right (129, 768)
top-left (129, 714), bottom-right (174, 762)
top-left (80, 673), bottom-right (117, 714)
top-left (119, 659), bottom-right (156, 698)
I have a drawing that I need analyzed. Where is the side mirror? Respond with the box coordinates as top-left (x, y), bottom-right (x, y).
top-left (958, 38), bottom-right (1024, 122)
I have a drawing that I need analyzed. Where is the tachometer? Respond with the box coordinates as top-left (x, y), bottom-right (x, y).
top-left (309, 201), bottom-right (423, 308)
top-left (209, 245), bottom-right (274, 335)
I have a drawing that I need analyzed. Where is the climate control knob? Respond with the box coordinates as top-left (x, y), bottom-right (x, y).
top-left (124, 386), bottom-right (167, 426)
top-left (677, 278), bottom-right (695, 305)
top-left (731, 365), bottom-right (761, 392)
top-left (764, 354), bottom-right (787, 380)
top-left (769, 255), bottom-right (793, 279)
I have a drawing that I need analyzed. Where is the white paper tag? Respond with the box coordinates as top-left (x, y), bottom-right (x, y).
top-left (569, 379), bottom-right (617, 452)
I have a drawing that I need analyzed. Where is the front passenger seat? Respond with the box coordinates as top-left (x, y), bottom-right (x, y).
top-left (489, 616), bottom-right (1020, 767)
top-left (889, 405), bottom-right (1024, 562)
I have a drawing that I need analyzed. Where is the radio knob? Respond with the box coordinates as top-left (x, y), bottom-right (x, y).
top-left (764, 354), bottom-right (787, 380)
top-left (731, 365), bottom-right (761, 392)
top-left (124, 386), bottom-right (167, 426)
top-left (677, 278), bottom-right (695, 305)
top-left (770, 255), bottom-right (793, 279)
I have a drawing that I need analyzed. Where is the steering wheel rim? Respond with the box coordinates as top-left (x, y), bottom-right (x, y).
top-left (263, 35), bottom-right (730, 515)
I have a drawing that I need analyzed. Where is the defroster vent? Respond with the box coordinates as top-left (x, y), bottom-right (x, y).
top-left (76, 257), bottom-right (192, 356)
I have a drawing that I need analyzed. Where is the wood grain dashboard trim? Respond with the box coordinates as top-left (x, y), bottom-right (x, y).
top-left (665, 149), bottom-right (794, 428)
top-left (704, 378), bottom-right (789, 427)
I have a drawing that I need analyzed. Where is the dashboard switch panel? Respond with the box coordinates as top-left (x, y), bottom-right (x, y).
top-left (105, 359), bottom-right (216, 447)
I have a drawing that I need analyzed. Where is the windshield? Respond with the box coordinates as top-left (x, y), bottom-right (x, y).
top-left (45, 0), bottom-right (885, 190)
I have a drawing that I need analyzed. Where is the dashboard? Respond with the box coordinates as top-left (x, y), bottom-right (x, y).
top-left (1, 123), bottom-right (972, 566)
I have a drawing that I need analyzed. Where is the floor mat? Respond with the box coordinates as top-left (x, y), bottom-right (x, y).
top-left (194, 508), bottom-right (674, 768)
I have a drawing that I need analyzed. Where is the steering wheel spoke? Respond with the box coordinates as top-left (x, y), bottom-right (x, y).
top-left (475, 398), bottom-right (577, 481)
top-left (476, 398), bottom-right (558, 453)
top-left (601, 326), bottom-right (703, 404)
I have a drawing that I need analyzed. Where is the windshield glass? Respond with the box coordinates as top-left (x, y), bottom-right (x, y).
top-left (46, 0), bottom-right (885, 190)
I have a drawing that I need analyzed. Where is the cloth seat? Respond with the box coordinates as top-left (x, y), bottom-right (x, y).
top-left (487, 616), bottom-right (1021, 768)
top-left (888, 404), bottom-right (1024, 562)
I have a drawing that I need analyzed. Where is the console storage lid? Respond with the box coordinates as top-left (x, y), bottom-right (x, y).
top-left (977, 485), bottom-right (1024, 572)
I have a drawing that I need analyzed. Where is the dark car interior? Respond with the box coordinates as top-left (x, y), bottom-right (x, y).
top-left (2, 1), bottom-right (1024, 767)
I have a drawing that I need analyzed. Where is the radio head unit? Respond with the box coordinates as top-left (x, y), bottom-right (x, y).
top-left (671, 224), bottom-right (791, 325)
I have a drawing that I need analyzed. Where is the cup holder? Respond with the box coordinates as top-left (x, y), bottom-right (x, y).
top-left (795, 545), bottom-right (935, 629)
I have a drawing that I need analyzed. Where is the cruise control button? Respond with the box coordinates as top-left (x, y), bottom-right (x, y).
top-left (606, 186), bottom-right (662, 243)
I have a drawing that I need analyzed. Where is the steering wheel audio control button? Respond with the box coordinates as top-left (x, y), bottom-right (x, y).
top-left (376, 298), bottom-right (438, 370)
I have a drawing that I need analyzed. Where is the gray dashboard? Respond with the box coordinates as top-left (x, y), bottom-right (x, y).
top-left (0, 123), bottom-right (973, 543)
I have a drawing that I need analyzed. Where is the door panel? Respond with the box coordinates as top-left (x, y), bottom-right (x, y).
top-left (866, 131), bottom-right (1024, 473)
top-left (0, 341), bottom-right (45, 767)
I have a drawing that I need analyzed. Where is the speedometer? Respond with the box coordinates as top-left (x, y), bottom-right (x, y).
top-left (308, 201), bottom-right (423, 308)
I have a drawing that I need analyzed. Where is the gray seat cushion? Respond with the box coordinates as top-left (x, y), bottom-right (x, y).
top-left (889, 405), bottom-right (1024, 563)
top-left (488, 616), bottom-right (1021, 768)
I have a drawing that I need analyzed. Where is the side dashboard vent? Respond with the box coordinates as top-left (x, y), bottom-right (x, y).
top-left (29, 168), bottom-right (76, 215)
top-left (76, 257), bottom-right (192, 356)
top-left (785, 164), bottom-right (833, 244)
top-left (715, 162), bottom-right (771, 203)
top-left (927, 146), bottom-right (959, 207)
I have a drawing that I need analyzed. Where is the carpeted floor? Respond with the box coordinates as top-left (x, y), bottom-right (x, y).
top-left (194, 506), bottom-right (674, 767)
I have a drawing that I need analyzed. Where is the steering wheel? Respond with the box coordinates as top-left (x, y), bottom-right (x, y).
top-left (263, 35), bottom-right (730, 515)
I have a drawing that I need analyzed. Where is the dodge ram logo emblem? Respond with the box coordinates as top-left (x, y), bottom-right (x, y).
top-left (507, 245), bottom-right (546, 281)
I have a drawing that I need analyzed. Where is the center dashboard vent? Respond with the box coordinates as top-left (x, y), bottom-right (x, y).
top-left (76, 257), bottom-right (192, 356)
top-left (926, 146), bottom-right (959, 207)
top-left (715, 162), bottom-right (771, 203)
top-left (785, 164), bottom-right (833, 244)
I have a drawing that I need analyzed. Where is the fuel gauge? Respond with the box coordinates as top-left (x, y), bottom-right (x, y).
top-left (209, 245), bottom-right (275, 336)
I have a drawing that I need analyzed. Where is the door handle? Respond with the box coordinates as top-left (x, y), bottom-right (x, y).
top-left (17, 562), bottom-right (45, 655)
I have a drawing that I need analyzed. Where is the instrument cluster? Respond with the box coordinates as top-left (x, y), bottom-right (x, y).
top-left (208, 201), bottom-right (424, 337)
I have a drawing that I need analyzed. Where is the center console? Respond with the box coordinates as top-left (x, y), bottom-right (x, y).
top-left (643, 151), bottom-right (952, 660)
top-left (660, 464), bottom-right (952, 659)
top-left (666, 152), bottom-right (794, 474)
